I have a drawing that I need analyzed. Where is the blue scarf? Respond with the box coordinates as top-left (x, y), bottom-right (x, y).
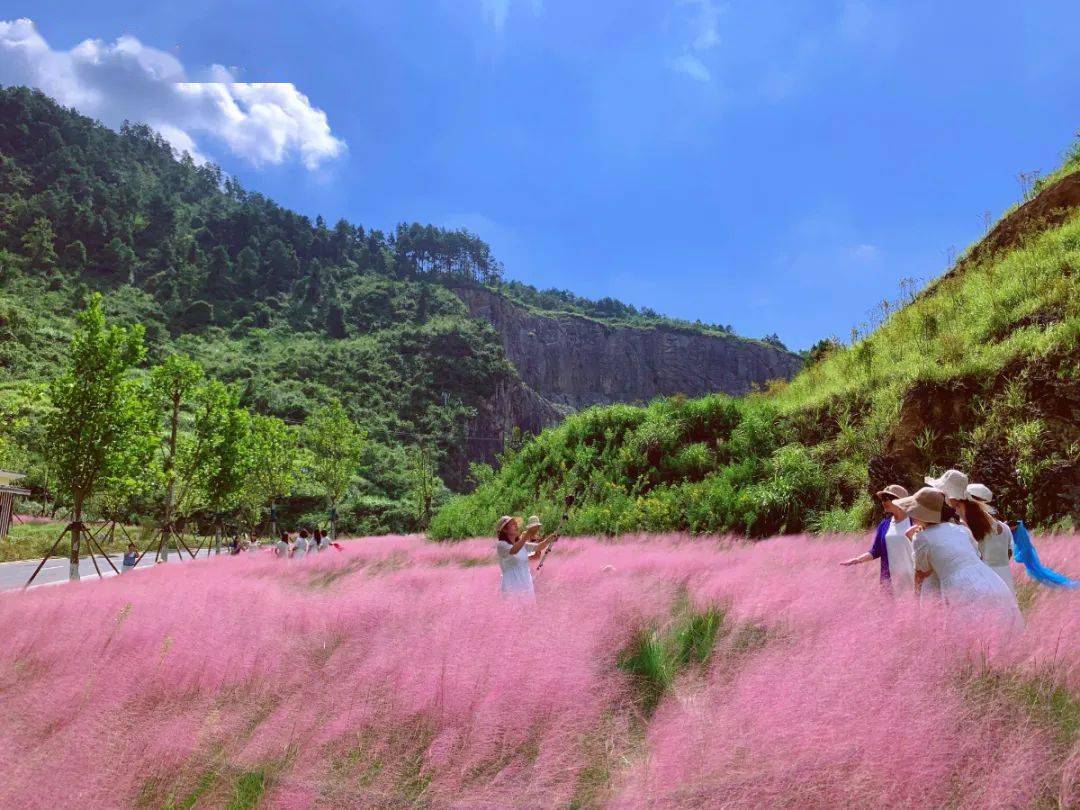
top-left (1012, 521), bottom-right (1079, 588)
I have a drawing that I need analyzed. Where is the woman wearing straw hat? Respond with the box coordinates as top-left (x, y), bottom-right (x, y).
top-left (840, 484), bottom-right (915, 595)
top-left (494, 515), bottom-right (555, 598)
top-left (918, 469), bottom-right (976, 602)
top-left (896, 487), bottom-right (1021, 630)
top-left (963, 483), bottom-right (1016, 593)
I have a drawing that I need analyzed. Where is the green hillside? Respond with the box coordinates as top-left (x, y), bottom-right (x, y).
top-left (0, 86), bottom-right (769, 533)
top-left (431, 140), bottom-right (1080, 539)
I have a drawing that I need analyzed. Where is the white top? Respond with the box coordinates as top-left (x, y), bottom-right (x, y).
top-left (913, 522), bottom-right (1022, 629)
top-left (884, 517), bottom-right (914, 594)
top-left (978, 522), bottom-right (1013, 567)
top-left (276, 540), bottom-right (290, 557)
top-left (978, 521), bottom-right (1015, 592)
top-left (495, 539), bottom-right (538, 597)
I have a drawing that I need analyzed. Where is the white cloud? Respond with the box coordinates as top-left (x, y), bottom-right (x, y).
top-left (670, 53), bottom-right (712, 82)
top-left (845, 243), bottom-right (881, 264)
top-left (685, 0), bottom-right (722, 51)
top-left (0, 18), bottom-right (346, 170)
top-left (670, 0), bottom-right (722, 82)
top-left (478, 0), bottom-right (544, 32)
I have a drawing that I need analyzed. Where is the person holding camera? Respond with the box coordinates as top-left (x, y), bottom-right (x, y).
top-left (494, 515), bottom-right (555, 599)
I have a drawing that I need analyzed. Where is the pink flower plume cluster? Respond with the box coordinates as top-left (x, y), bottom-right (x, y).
top-left (0, 532), bottom-right (1076, 808)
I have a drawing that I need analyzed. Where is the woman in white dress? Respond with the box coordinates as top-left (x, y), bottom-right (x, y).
top-left (964, 483), bottom-right (1015, 593)
top-left (896, 487), bottom-right (1022, 631)
top-left (494, 515), bottom-right (555, 599)
top-left (840, 484), bottom-right (914, 595)
top-left (918, 469), bottom-right (975, 602)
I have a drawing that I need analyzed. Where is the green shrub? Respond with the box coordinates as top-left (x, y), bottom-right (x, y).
top-left (808, 493), bottom-right (874, 534)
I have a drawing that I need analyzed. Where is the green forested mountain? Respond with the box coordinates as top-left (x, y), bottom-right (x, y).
top-left (0, 87), bottom-right (519, 529)
top-left (0, 86), bottom-right (771, 533)
top-left (432, 140), bottom-right (1080, 539)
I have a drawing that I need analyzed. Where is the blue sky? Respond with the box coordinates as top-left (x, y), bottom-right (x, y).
top-left (4, 2), bottom-right (1080, 349)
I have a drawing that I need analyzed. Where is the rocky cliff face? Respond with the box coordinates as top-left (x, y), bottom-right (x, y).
top-left (456, 286), bottom-right (803, 409)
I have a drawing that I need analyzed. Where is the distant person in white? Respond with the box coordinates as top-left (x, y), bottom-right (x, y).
top-left (899, 487), bottom-right (1022, 632)
top-left (295, 529), bottom-right (311, 558)
top-left (494, 515), bottom-right (555, 599)
top-left (276, 531), bottom-right (291, 558)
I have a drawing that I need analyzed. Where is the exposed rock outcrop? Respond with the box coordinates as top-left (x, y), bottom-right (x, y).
top-left (463, 377), bottom-right (569, 468)
top-left (455, 286), bottom-right (803, 409)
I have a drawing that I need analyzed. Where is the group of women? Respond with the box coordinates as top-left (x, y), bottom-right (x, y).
top-left (494, 468), bottom-right (1065, 628)
top-left (273, 528), bottom-right (333, 557)
top-left (841, 469), bottom-right (1023, 628)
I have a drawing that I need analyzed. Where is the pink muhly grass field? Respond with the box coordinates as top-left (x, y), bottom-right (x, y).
top-left (0, 532), bottom-right (1077, 808)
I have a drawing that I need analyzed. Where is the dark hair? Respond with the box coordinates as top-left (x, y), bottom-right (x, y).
top-left (497, 520), bottom-right (517, 543)
top-left (299, 529), bottom-right (309, 538)
top-left (961, 499), bottom-right (994, 542)
top-left (280, 530), bottom-right (289, 541)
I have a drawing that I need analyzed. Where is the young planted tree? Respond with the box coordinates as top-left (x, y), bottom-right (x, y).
top-left (240, 414), bottom-right (298, 539)
top-left (40, 295), bottom-right (146, 581)
top-left (149, 354), bottom-right (203, 561)
top-left (178, 380), bottom-right (252, 554)
top-left (301, 401), bottom-right (365, 538)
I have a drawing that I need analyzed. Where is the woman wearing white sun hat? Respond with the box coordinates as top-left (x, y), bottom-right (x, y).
top-left (965, 483), bottom-right (1016, 593)
top-left (897, 487), bottom-right (1022, 631)
top-left (915, 469), bottom-right (981, 601)
top-left (494, 515), bottom-right (555, 599)
top-left (924, 468), bottom-right (970, 503)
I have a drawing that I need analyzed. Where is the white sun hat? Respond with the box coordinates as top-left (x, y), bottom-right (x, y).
top-left (924, 469), bottom-right (969, 500)
top-left (522, 515), bottom-right (543, 539)
top-left (966, 483), bottom-right (998, 514)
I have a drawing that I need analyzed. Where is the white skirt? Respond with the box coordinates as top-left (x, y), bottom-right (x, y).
top-left (941, 564), bottom-right (1023, 632)
top-left (988, 563), bottom-right (1016, 594)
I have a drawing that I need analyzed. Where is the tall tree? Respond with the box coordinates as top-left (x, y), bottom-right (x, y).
top-left (22, 216), bottom-right (57, 269)
top-left (44, 295), bottom-right (146, 580)
top-left (240, 414), bottom-right (298, 538)
top-left (301, 401), bottom-right (365, 537)
top-left (178, 380), bottom-right (252, 553)
top-left (149, 354), bottom-right (203, 561)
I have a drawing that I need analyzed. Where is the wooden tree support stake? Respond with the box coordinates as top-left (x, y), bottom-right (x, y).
top-left (24, 524), bottom-right (72, 588)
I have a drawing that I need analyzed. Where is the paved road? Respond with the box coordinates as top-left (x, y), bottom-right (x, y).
top-left (0, 548), bottom-right (221, 591)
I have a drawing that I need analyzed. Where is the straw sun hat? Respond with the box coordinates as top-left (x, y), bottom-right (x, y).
top-left (875, 484), bottom-right (909, 500)
top-left (893, 487), bottom-right (946, 524)
top-left (924, 469), bottom-right (969, 500)
top-left (495, 515), bottom-right (521, 535)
